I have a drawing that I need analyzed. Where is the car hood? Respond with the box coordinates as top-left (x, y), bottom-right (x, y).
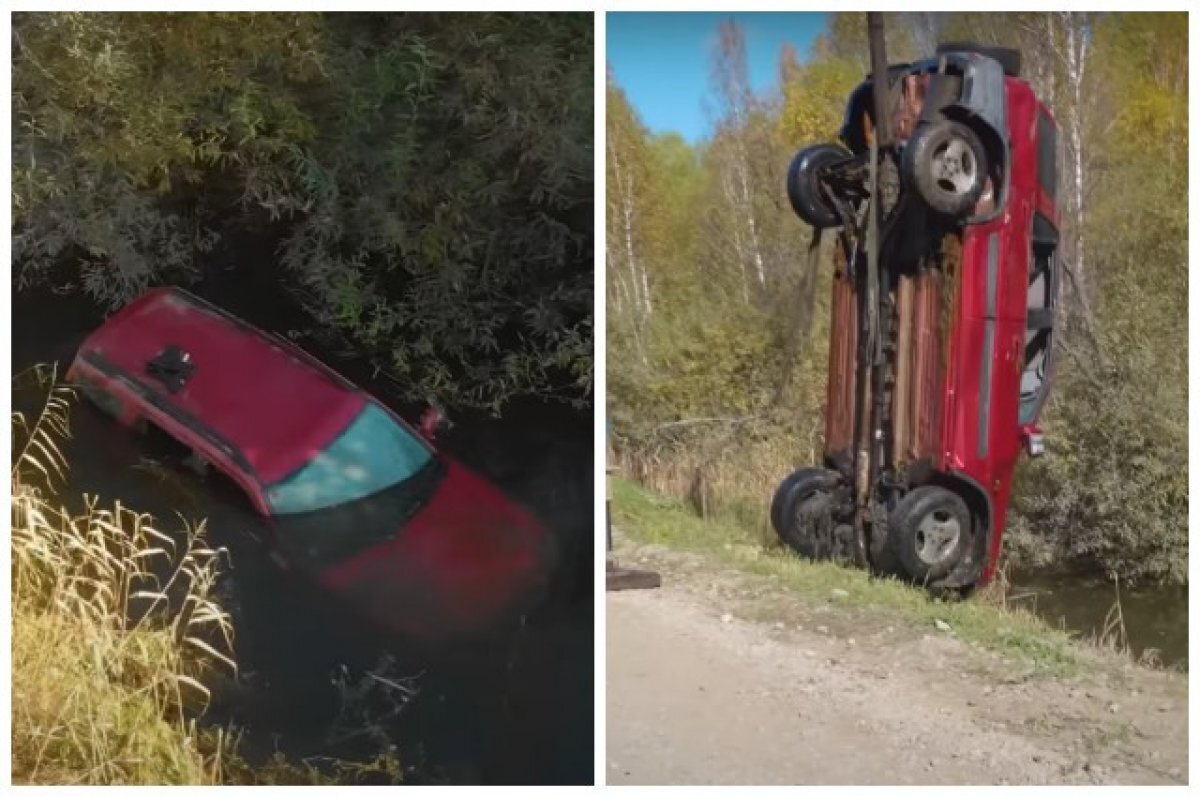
top-left (315, 458), bottom-right (555, 641)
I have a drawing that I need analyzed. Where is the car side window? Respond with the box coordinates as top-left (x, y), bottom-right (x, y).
top-left (1022, 108), bottom-right (1059, 426)
top-left (1020, 242), bottom-right (1055, 425)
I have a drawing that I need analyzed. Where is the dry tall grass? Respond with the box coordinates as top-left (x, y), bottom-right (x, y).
top-left (11, 368), bottom-right (237, 784)
top-left (615, 414), bottom-right (826, 545)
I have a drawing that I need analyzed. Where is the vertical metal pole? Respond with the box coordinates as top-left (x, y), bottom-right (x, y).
top-left (606, 422), bottom-right (614, 554)
top-left (868, 13), bottom-right (892, 150)
top-left (854, 12), bottom-right (892, 568)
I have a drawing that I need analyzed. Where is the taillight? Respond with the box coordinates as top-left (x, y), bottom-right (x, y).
top-left (1021, 425), bottom-right (1045, 458)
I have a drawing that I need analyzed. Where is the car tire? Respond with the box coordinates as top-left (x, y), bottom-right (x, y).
top-left (770, 468), bottom-right (818, 536)
top-left (935, 42), bottom-right (1022, 77)
top-left (888, 485), bottom-right (971, 583)
top-left (773, 467), bottom-right (841, 558)
top-left (902, 120), bottom-right (989, 219)
top-left (786, 143), bottom-right (851, 229)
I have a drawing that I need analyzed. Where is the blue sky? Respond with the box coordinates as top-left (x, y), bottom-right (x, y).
top-left (607, 12), bottom-right (828, 143)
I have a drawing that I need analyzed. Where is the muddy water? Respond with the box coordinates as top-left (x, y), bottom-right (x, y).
top-left (1008, 572), bottom-right (1187, 669)
top-left (12, 287), bottom-right (593, 784)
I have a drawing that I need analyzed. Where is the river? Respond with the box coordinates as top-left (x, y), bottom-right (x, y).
top-left (12, 284), bottom-right (594, 784)
top-left (1008, 571), bottom-right (1187, 669)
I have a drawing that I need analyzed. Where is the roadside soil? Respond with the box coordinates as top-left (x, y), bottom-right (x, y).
top-left (607, 537), bottom-right (1188, 786)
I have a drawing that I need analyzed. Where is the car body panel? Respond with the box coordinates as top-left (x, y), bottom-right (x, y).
top-left (72, 287), bottom-right (366, 485)
top-left (67, 287), bottom-right (553, 637)
top-left (317, 460), bottom-right (551, 640)
top-left (70, 349), bottom-right (274, 515)
top-left (822, 55), bottom-right (1059, 585)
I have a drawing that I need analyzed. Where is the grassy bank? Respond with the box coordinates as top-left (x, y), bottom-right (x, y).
top-left (612, 478), bottom-right (1154, 679)
top-left (11, 378), bottom-right (237, 783)
top-left (11, 373), bottom-right (398, 785)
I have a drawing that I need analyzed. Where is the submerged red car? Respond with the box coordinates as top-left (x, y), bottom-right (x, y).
top-left (67, 287), bottom-right (554, 639)
top-left (773, 43), bottom-right (1059, 589)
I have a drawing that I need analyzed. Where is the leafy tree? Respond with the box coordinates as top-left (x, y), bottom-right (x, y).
top-left (1008, 12), bottom-right (1188, 584)
top-left (813, 12), bottom-right (920, 68)
top-left (606, 77), bottom-right (655, 361)
top-left (279, 13), bottom-right (594, 413)
top-left (12, 12), bottom-right (593, 413)
top-left (12, 12), bottom-right (324, 306)
top-left (777, 52), bottom-right (861, 146)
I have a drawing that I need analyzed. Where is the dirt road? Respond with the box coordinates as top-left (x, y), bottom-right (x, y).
top-left (607, 546), bottom-right (1187, 786)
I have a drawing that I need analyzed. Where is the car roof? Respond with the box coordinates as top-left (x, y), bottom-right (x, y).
top-left (77, 287), bottom-right (367, 485)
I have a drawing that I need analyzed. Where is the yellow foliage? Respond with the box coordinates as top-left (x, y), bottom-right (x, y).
top-left (778, 57), bottom-right (862, 146)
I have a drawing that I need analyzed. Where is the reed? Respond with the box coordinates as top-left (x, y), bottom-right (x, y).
top-left (614, 414), bottom-right (825, 545)
top-left (1092, 575), bottom-right (1163, 669)
top-left (11, 367), bottom-right (236, 784)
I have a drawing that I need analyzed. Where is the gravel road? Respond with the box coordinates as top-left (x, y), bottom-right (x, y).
top-left (606, 548), bottom-right (1187, 786)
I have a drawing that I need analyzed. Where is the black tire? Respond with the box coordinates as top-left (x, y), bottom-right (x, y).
top-left (902, 120), bottom-right (988, 219)
top-left (888, 485), bottom-right (971, 583)
top-left (774, 468), bottom-right (840, 558)
top-left (935, 42), bottom-right (1022, 78)
top-left (770, 467), bottom-right (829, 535)
top-left (786, 143), bottom-right (850, 229)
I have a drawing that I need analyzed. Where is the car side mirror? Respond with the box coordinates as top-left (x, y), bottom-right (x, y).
top-left (1021, 424), bottom-right (1045, 458)
top-left (418, 406), bottom-right (447, 442)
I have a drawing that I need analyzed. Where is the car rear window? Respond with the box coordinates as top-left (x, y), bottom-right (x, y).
top-left (265, 402), bottom-right (433, 515)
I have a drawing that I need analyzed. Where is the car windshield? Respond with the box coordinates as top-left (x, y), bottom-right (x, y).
top-left (266, 402), bottom-right (434, 515)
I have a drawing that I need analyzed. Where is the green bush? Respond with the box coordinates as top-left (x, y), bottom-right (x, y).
top-left (12, 12), bottom-right (592, 412)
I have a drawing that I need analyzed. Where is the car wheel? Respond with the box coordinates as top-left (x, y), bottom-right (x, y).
top-left (774, 468), bottom-right (841, 558)
top-left (902, 120), bottom-right (988, 219)
top-left (769, 468), bottom-right (824, 535)
top-left (888, 485), bottom-right (971, 583)
top-left (786, 143), bottom-right (851, 229)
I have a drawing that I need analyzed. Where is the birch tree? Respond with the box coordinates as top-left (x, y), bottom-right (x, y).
top-left (606, 78), bottom-right (653, 364)
top-left (708, 21), bottom-right (769, 294)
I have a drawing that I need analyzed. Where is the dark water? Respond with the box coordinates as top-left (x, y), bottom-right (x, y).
top-left (1008, 572), bottom-right (1188, 669)
top-left (12, 287), bottom-right (594, 784)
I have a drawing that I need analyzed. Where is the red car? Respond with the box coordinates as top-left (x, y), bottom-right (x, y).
top-left (67, 287), bottom-right (554, 640)
top-left (774, 44), bottom-right (1059, 589)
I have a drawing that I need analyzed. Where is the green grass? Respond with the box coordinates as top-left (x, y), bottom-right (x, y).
top-left (613, 478), bottom-right (1094, 678)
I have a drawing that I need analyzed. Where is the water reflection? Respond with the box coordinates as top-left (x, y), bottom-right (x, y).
top-left (1009, 571), bottom-right (1187, 669)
